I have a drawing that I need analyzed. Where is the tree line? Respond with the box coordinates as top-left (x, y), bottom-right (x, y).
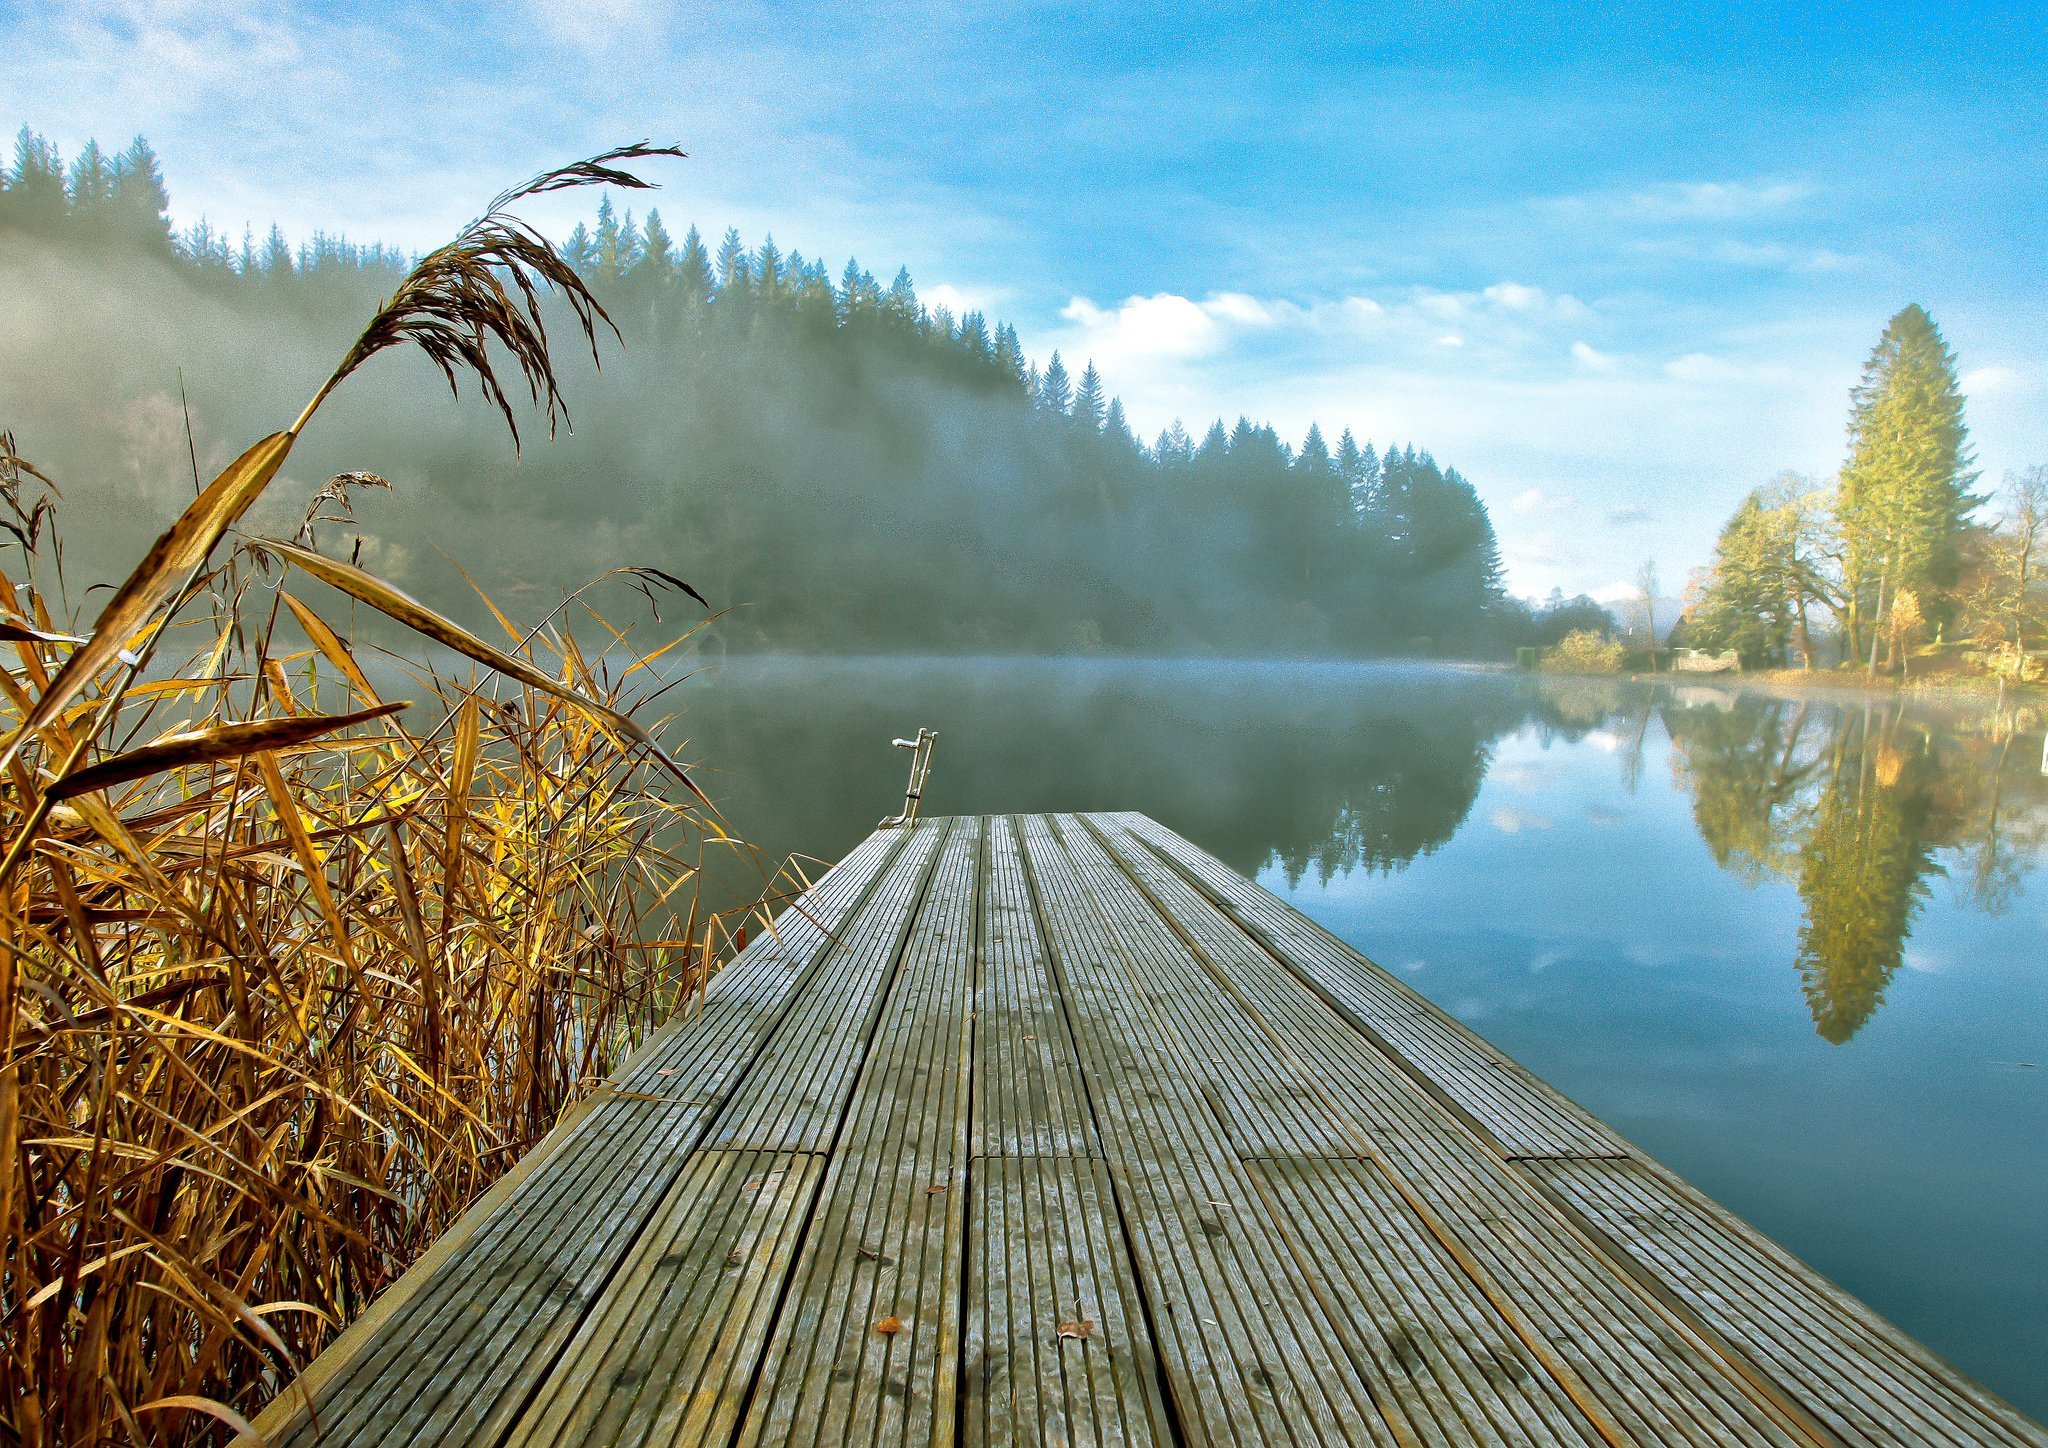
top-left (1679, 303), bottom-right (2042, 677)
top-left (1, 128), bottom-right (1609, 657)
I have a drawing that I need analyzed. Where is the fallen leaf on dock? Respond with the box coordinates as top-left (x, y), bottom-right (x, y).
top-left (925, 1183), bottom-right (947, 1194)
top-left (1057, 1319), bottom-right (1096, 1340)
top-left (875, 1316), bottom-right (903, 1335)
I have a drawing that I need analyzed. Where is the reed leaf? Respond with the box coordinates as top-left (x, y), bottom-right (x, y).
top-left (48, 702), bottom-right (409, 800)
top-left (0, 432), bottom-right (292, 774)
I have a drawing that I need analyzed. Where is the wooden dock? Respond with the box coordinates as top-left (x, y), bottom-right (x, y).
top-left (248, 813), bottom-right (2043, 1447)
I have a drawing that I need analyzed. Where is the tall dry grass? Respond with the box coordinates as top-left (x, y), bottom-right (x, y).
top-left (0, 146), bottom-right (770, 1443)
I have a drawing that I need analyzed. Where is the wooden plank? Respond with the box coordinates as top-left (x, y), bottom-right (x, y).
top-left (708, 819), bottom-right (949, 1151)
top-left (505, 1150), bottom-right (826, 1447)
top-left (1017, 814), bottom-right (1407, 1447)
top-left (1243, 1156), bottom-right (1604, 1448)
top-left (1525, 1157), bottom-right (2046, 1448)
top-left (252, 822), bottom-right (915, 1448)
top-left (967, 1155), bottom-right (1173, 1448)
top-left (1102, 811), bottom-right (1623, 1161)
top-left (973, 815), bottom-right (1100, 1159)
top-left (1076, 814), bottom-right (1808, 1448)
top-left (738, 818), bottom-right (979, 1447)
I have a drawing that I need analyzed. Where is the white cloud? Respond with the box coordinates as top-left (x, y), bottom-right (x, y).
top-left (1511, 488), bottom-right (1575, 516)
top-left (1484, 281), bottom-right (1546, 311)
top-left (925, 281), bottom-right (1009, 318)
top-left (1059, 292), bottom-right (1230, 362)
top-left (1489, 807), bottom-right (1554, 834)
top-left (1438, 333), bottom-right (1465, 347)
top-left (1609, 503), bottom-right (1653, 525)
top-left (1965, 366), bottom-right (2026, 396)
top-left (1572, 340), bottom-right (1617, 371)
top-left (1618, 179), bottom-right (1811, 222)
top-left (1591, 579), bottom-right (1641, 605)
top-left (1205, 292), bottom-right (1277, 326)
top-left (1664, 352), bottom-right (1746, 383)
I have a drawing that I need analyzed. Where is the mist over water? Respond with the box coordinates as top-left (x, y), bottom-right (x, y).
top-left (673, 656), bottom-right (2047, 1415)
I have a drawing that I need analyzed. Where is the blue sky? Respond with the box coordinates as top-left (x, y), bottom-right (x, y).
top-left (8, 0), bottom-right (2046, 601)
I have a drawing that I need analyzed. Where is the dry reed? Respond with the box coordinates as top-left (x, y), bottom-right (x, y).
top-left (0, 146), bottom-right (773, 1444)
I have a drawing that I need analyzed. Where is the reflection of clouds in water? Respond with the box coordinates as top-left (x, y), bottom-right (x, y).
top-left (1583, 729), bottom-right (1623, 753)
top-left (1530, 949), bottom-right (1564, 973)
top-left (1489, 807), bottom-right (1554, 834)
top-left (1399, 958), bottom-right (1428, 973)
top-left (1903, 949), bottom-right (1948, 974)
top-left (1491, 761), bottom-right (1547, 792)
top-left (1585, 806), bottom-right (1626, 826)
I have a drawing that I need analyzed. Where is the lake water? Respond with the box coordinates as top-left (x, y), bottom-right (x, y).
top-left (675, 656), bottom-right (2046, 1417)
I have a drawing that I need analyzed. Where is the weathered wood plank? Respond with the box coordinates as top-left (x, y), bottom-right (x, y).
top-left (1101, 811), bottom-right (1623, 1161)
top-left (1018, 814), bottom-right (1406, 1447)
top-left (506, 1149), bottom-right (826, 1447)
top-left (708, 820), bottom-right (948, 1151)
top-left (1525, 1157), bottom-right (2045, 1448)
top-left (736, 817), bottom-right (978, 1448)
top-left (973, 815), bottom-right (1099, 1159)
top-left (966, 1155), bottom-right (1173, 1448)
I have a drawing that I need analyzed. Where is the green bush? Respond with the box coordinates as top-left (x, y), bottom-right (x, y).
top-left (1544, 629), bottom-right (1627, 674)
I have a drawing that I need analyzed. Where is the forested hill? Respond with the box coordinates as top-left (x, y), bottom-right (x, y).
top-left (1, 131), bottom-right (1542, 656)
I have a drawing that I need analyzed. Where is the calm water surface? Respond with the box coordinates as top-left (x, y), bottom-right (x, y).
top-left (676, 657), bottom-right (2046, 1416)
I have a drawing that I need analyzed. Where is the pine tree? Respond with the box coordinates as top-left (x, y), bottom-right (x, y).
top-left (1071, 361), bottom-right (1106, 431)
top-left (1837, 304), bottom-right (1980, 668)
top-left (676, 225), bottom-right (713, 298)
top-left (2, 127), bottom-right (67, 232)
top-left (261, 223), bottom-right (293, 276)
top-left (1038, 352), bottom-right (1072, 415)
top-left (957, 310), bottom-right (991, 358)
top-left (754, 235), bottom-right (783, 297)
top-left (67, 140), bottom-right (114, 215)
top-left (715, 227), bottom-right (749, 293)
top-left (594, 196), bottom-right (623, 277)
top-left (562, 222), bottom-right (597, 274)
top-left (110, 138), bottom-right (171, 247)
top-left (992, 324), bottom-right (1025, 385)
top-left (637, 209), bottom-right (674, 280)
top-left (838, 257), bottom-right (878, 318)
top-left (883, 266), bottom-right (918, 324)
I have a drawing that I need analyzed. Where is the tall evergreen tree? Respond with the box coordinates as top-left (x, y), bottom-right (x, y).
top-left (754, 234), bottom-right (784, 297)
top-left (109, 137), bottom-right (171, 248)
top-left (883, 266), bottom-right (918, 324)
top-left (562, 222), bottom-right (597, 274)
top-left (66, 139), bottom-right (114, 214)
top-left (637, 209), bottom-right (674, 279)
top-left (675, 224), bottom-right (713, 299)
top-left (1, 127), bottom-right (67, 232)
top-left (715, 227), bottom-right (749, 293)
top-left (1038, 352), bottom-right (1072, 415)
top-left (1071, 361), bottom-right (1106, 431)
top-left (1837, 304), bottom-right (1979, 667)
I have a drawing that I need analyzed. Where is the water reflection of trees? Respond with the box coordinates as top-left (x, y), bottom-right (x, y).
top-left (1666, 692), bottom-right (2048, 1041)
top-left (686, 662), bottom-right (1531, 885)
top-left (682, 662), bottom-right (2044, 1045)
